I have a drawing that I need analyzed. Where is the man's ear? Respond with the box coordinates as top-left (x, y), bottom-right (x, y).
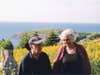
top-left (30, 44), bottom-right (35, 49)
top-left (29, 44), bottom-right (32, 48)
top-left (25, 42), bottom-right (31, 50)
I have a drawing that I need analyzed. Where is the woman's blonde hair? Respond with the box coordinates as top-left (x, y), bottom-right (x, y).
top-left (59, 28), bottom-right (78, 41)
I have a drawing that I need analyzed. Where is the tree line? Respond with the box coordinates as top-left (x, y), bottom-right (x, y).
top-left (0, 29), bottom-right (100, 50)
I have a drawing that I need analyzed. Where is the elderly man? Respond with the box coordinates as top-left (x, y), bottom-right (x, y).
top-left (18, 36), bottom-right (52, 75)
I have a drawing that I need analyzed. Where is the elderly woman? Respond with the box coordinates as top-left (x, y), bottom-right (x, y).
top-left (53, 29), bottom-right (91, 75)
top-left (18, 36), bottom-right (52, 75)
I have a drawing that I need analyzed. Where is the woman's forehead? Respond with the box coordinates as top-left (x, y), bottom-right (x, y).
top-left (63, 34), bottom-right (70, 38)
top-left (62, 34), bottom-right (74, 40)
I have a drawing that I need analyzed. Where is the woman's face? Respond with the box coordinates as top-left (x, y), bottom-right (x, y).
top-left (61, 34), bottom-right (74, 45)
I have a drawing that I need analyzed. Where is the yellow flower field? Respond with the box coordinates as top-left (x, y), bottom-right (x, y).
top-left (13, 40), bottom-right (100, 65)
top-left (0, 40), bottom-right (100, 74)
top-left (13, 45), bottom-right (61, 65)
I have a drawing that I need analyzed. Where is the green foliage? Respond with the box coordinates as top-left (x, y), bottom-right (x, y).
top-left (0, 39), bottom-right (14, 50)
top-left (44, 32), bottom-right (59, 46)
top-left (90, 60), bottom-right (100, 75)
top-left (17, 32), bottom-right (30, 48)
top-left (76, 32), bottom-right (90, 42)
top-left (32, 28), bottom-right (63, 35)
top-left (87, 33), bottom-right (100, 40)
top-left (17, 32), bottom-right (39, 49)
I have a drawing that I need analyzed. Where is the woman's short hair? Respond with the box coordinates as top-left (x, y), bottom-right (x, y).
top-left (59, 28), bottom-right (78, 41)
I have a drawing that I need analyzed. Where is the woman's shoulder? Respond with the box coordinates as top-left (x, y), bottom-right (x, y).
top-left (75, 43), bottom-right (87, 56)
top-left (58, 45), bottom-right (66, 50)
top-left (74, 43), bottom-right (85, 49)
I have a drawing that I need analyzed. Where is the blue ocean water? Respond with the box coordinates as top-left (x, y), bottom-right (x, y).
top-left (0, 22), bottom-right (100, 47)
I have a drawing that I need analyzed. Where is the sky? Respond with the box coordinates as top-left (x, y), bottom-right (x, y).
top-left (0, 0), bottom-right (100, 23)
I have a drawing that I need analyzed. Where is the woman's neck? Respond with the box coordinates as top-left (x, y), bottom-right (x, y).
top-left (66, 43), bottom-right (75, 49)
top-left (66, 46), bottom-right (76, 54)
top-left (65, 43), bottom-right (76, 54)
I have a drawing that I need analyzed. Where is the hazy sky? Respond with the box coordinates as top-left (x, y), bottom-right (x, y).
top-left (0, 0), bottom-right (100, 23)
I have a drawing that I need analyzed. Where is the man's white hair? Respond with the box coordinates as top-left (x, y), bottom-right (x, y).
top-left (59, 28), bottom-right (78, 41)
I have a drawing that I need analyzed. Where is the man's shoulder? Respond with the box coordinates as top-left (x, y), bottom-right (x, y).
top-left (21, 53), bottom-right (30, 63)
top-left (40, 52), bottom-right (49, 57)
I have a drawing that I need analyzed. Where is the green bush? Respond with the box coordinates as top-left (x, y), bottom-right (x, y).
top-left (87, 33), bottom-right (100, 40)
top-left (0, 39), bottom-right (13, 50)
top-left (44, 32), bottom-right (59, 46)
top-left (17, 32), bottom-right (30, 48)
top-left (90, 60), bottom-right (100, 75)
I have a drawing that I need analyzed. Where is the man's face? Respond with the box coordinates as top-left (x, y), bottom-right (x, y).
top-left (31, 43), bottom-right (42, 55)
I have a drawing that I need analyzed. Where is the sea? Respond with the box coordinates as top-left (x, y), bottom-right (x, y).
top-left (0, 22), bottom-right (100, 47)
